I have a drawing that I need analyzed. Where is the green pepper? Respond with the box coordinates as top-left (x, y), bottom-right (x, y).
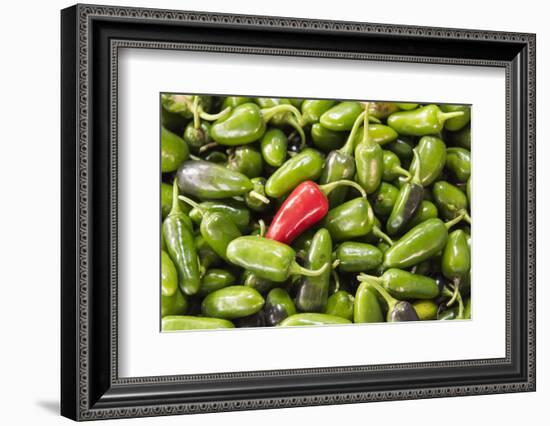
top-left (409, 136), bottom-right (447, 186)
top-left (323, 197), bottom-right (374, 242)
top-left (183, 121), bottom-right (213, 154)
top-left (260, 128), bottom-right (288, 167)
top-left (162, 315), bottom-right (234, 330)
top-left (310, 123), bottom-right (347, 152)
top-left (325, 291), bottom-right (354, 321)
top-left (161, 250), bottom-right (178, 297)
top-left (440, 104), bottom-right (471, 131)
top-left (177, 160), bottom-right (253, 199)
top-left (354, 281), bottom-right (384, 323)
top-left (222, 96), bottom-right (252, 109)
top-left (383, 217), bottom-right (460, 269)
top-left (334, 242), bottom-right (382, 273)
top-left (226, 236), bottom-right (329, 282)
top-left (198, 269), bottom-right (236, 296)
top-left (362, 269), bottom-right (439, 300)
top-left (448, 124), bottom-right (471, 150)
top-left (163, 181), bottom-right (201, 295)
top-left (395, 102), bottom-right (419, 110)
top-left (358, 277), bottom-right (419, 322)
top-left (161, 288), bottom-right (188, 318)
top-left (278, 313), bottom-right (351, 326)
top-left (441, 229), bottom-right (470, 285)
top-left (386, 149), bottom-right (424, 236)
top-left (295, 228), bottom-right (333, 312)
top-left (387, 104), bottom-right (465, 136)
top-left (161, 127), bottom-right (189, 172)
top-left (382, 150), bottom-right (411, 182)
top-left (407, 200), bottom-right (439, 229)
top-left (210, 102), bottom-right (302, 146)
top-left (445, 147), bottom-right (471, 183)
top-left (302, 99), bottom-right (337, 125)
top-left (161, 182), bottom-right (190, 219)
top-left (265, 148), bottom-right (324, 198)
top-left (355, 105), bottom-right (383, 194)
top-left (412, 300), bottom-right (438, 320)
top-left (188, 199), bottom-right (250, 232)
top-left (369, 102), bottom-right (400, 119)
top-left (385, 136), bottom-right (414, 162)
top-left (432, 181), bottom-right (470, 220)
top-left (354, 124), bottom-right (399, 146)
top-left (242, 270), bottom-right (279, 295)
top-left (227, 145), bottom-right (264, 178)
top-left (320, 101), bottom-right (363, 131)
top-left (265, 288), bottom-right (297, 326)
top-left (201, 285), bottom-right (264, 319)
top-left (371, 182), bottom-right (399, 218)
top-left (200, 212), bottom-right (241, 262)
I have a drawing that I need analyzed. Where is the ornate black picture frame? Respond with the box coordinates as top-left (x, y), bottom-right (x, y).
top-left (61, 4), bottom-right (536, 421)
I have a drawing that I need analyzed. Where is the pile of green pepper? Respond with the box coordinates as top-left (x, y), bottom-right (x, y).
top-left (160, 94), bottom-right (472, 331)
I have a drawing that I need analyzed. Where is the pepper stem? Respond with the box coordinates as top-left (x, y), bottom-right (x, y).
top-left (258, 219), bottom-right (266, 237)
top-left (358, 274), bottom-right (397, 309)
top-left (198, 142), bottom-right (219, 153)
top-left (444, 210), bottom-right (466, 229)
top-left (319, 179), bottom-right (366, 199)
top-left (332, 259), bottom-right (341, 269)
top-left (456, 290), bottom-right (465, 319)
top-left (199, 106), bottom-right (232, 121)
top-left (372, 225), bottom-right (394, 246)
top-left (411, 148), bottom-right (422, 185)
top-left (289, 261), bottom-right (330, 278)
top-left (261, 104), bottom-right (303, 125)
top-left (394, 166), bottom-right (412, 181)
top-left (287, 117), bottom-right (306, 148)
top-left (459, 209), bottom-right (472, 225)
top-left (169, 179), bottom-right (183, 216)
top-left (178, 194), bottom-right (202, 212)
top-left (446, 279), bottom-right (460, 307)
top-left (248, 190), bottom-right (270, 205)
top-left (331, 269), bottom-right (341, 293)
top-left (192, 96), bottom-right (200, 129)
top-left (339, 111), bottom-right (365, 156)
top-left (438, 110), bottom-right (465, 124)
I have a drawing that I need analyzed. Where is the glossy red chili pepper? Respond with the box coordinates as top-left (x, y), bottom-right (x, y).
top-left (266, 180), bottom-right (366, 244)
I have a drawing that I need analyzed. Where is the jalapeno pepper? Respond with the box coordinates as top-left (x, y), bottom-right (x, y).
top-left (371, 182), bottom-right (399, 218)
top-left (387, 104), bottom-right (465, 136)
top-left (310, 123), bottom-right (347, 152)
top-left (325, 291), bottom-right (354, 321)
top-left (440, 104), bottom-right (471, 131)
top-left (161, 288), bottom-right (189, 318)
top-left (226, 236), bottom-right (329, 282)
top-left (412, 300), bottom-right (438, 320)
top-left (162, 315), bottom-right (234, 330)
top-left (386, 149), bottom-right (424, 236)
top-left (264, 288), bottom-right (297, 326)
top-left (383, 213), bottom-right (465, 269)
top-left (177, 160), bottom-right (253, 199)
top-left (161, 127), bottom-right (189, 172)
top-left (382, 150), bottom-right (411, 182)
top-left (161, 182), bottom-right (190, 219)
top-left (409, 136), bottom-right (447, 186)
top-left (354, 281), bottom-right (384, 323)
top-left (448, 124), bottom-right (471, 150)
top-left (265, 148), bottom-right (325, 198)
top-left (361, 269), bottom-right (439, 300)
top-left (260, 128), bottom-right (288, 167)
top-left (187, 199), bottom-right (250, 232)
top-left (198, 269), bottom-right (237, 296)
top-left (184, 121), bottom-right (213, 154)
top-left (265, 179), bottom-right (365, 244)
top-left (441, 229), bottom-right (470, 286)
top-left (163, 181), bottom-right (201, 295)
top-left (432, 181), bottom-right (471, 221)
top-left (222, 96), bottom-right (252, 109)
top-left (320, 101), bottom-right (364, 131)
top-left (445, 147), bottom-right (471, 183)
top-left (355, 104), bottom-right (384, 194)
top-left (227, 145), bottom-right (264, 178)
top-left (353, 124), bottom-right (399, 146)
top-left (295, 228), bottom-right (333, 312)
top-left (210, 102), bottom-right (302, 146)
top-left (334, 242), bottom-right (383, 273)
top-left (278, 313), bottom-right (351, 326)
top-left (407, 200), bottom-right (439, 230)
top-left (302, 99), bottom-right (337, 125)
top-left (201, 285), bottom-right (265, 319)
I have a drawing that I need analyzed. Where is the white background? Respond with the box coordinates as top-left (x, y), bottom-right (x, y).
top-left (0, 0), bottom-right (547, 425)
top-left (119, 49), bottom-right (505, 377)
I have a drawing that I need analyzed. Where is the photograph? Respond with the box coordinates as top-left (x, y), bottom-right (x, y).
top-left (160, 94), bottom-right (472, 331)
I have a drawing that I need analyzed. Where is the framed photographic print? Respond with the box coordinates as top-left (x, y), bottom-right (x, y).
top-left (61, 4), bottom-right (536, 421)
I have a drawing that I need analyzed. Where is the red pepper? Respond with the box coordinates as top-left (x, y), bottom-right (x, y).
top-left (266, 180), bottom-right (366, 244)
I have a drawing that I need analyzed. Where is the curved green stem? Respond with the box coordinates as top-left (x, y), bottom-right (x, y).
top-left (362, 102), bottom-right (371, 147)
top-left (188, 154), bottom-right (201, 161)
top-left (373, 225), bottom-right (394, 246)
top-left (411, 148), bottom-right (422, 184)
top-left (460, 209), bottom-right (472, 225)
top-left (444, 210), bottom-right (466, 229)
top-left (394, 166), bottom-right (412, 181)
top-left (332, 259), bottom-right (341, 269)
top-left (438, 110), bottom-right (464, 124)
top-left (319, 179), bottom-right (366, 198)
top-left (369, 116), bottom-right (381, 124)
top-left (339, 111), bottom-right (366, 156)
top-left (331, 269), bottom-right (341, 293)
top-left (248, 190), bottom-right (270, 205)
top-left (287, 117), bottom-right (306, 148)
top-left (178, 194), bottom-right (202, 212)
top-left (170, 179), bottom-right (183, 215)
top-left (289, 261), bottom-right (329, 278)
top-left (258, 219), bottom-right (266, 238)
top-left (358, 275), bottom-right (396, 309)
top-left (456, 290), bottom-right (465, 319)
top-left (192, 96), bottom-right (200, 129)
top-left (262, 104), bottom-right (303, 124)
top-left (198, 142), bottom-right (219, 153)
top-left (199, 106), bottom-right (231, 121)
top-left (446, 279), bottom-right (460, 307)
